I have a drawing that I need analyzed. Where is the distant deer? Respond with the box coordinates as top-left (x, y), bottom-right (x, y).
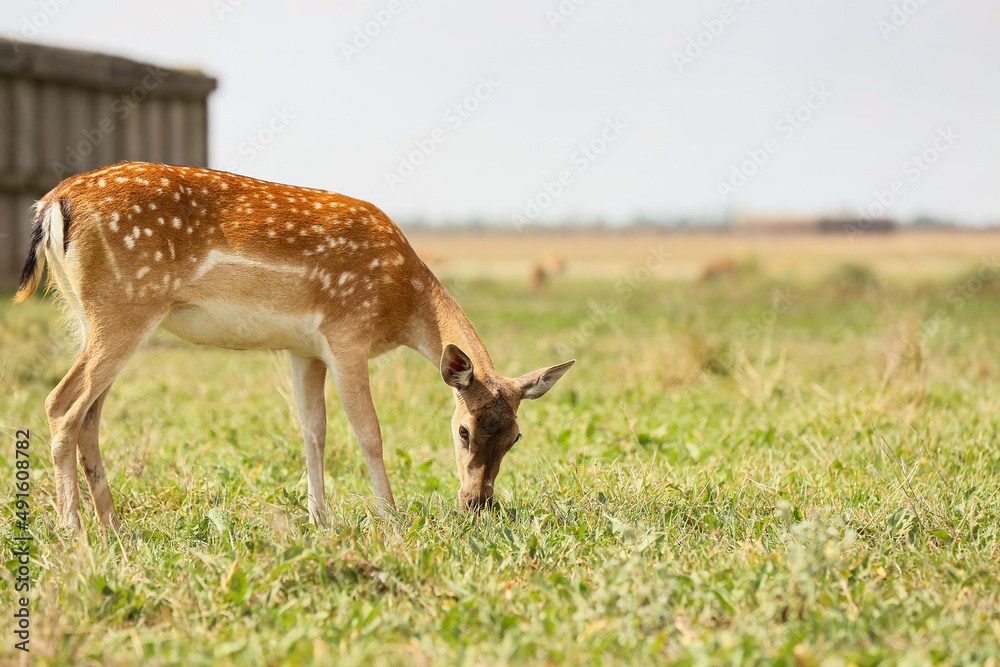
top-left (699, 257), bottom-right (739, 283)
top-left (530, 253), bottom-right (566, 291)
top-left (15, 162), bottom-right (575, 530)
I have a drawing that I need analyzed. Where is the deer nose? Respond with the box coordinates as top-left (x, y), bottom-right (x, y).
top-left (461, 492), bottom-right (494, 512)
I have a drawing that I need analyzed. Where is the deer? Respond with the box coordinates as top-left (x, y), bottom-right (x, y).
top-left (14, 161), bottom-right (575, 531)
top-left (529, 253), bottom-right (566, 292)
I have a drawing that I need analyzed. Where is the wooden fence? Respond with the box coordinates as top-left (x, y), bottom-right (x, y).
top-left (0, 38), bottom-right (216, 286)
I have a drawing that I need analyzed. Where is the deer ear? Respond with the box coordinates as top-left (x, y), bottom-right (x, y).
top-left (441, 344), bottom-right (474, 390)
top-left (517, 359), bottom-right (576, 400)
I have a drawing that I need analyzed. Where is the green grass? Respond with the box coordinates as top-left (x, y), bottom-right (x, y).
top-left (2, 265), bottom-right (1000, 665)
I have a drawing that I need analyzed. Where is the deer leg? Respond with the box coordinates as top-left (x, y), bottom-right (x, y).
top-left (289, 352), bottom-right (330, 526)
top-left (46, 324), bottom-right (155, 529)
top-left (78, 385), bottom-right (118, 529)
top-left (328, 352), bottom-right (396, 515)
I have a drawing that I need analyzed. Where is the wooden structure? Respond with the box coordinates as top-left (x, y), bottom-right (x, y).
top-left (0, 38), bottom-right (216, 285)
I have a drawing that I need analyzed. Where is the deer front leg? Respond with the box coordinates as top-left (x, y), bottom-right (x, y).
top-left (329, 353), bottom-right (396, 516)
top-left (289, 353), bottom-right (330, 526)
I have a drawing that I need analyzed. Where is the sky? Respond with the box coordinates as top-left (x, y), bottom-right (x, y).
top-left (2, 0), bottom-right (999, 226)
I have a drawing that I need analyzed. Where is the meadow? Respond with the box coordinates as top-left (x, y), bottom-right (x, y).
top-left (2, 231), bottom-right (1000, 665)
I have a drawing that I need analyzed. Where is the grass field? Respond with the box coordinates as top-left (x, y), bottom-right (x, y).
top-left (2, 231), bottom-right (1000, 665)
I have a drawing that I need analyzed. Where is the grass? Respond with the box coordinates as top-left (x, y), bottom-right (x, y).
top-left (2, 256), bottom-right (1000, 665)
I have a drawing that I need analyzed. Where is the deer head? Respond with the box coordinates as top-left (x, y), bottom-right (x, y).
top-left (440, 344), bottom-right (575, 510)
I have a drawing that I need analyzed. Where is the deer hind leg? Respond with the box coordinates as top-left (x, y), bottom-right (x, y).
top-left (78, 385), bottom-right (118, 529)
top-left (46, 317), bottom-right (159, 529)
top-left (325, 349), bottom-right (396, 516)
top-left (289, 352), bottom-right (330, 526)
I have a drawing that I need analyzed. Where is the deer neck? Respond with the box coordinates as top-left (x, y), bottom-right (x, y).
top-left (407, 273), bottom-right (497, 379)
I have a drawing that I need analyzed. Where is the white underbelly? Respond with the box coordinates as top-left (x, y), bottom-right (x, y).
top-left (161, 301), bottom-right (325, 356)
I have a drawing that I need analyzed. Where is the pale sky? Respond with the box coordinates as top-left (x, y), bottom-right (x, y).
top-left (3, 1), bottom-right (999, 226)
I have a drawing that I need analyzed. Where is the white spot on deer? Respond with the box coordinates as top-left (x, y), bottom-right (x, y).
top-left (136, 178), bottom-right (150, 186)
top-left (267, 217), bottom-right (275, 223)
top-left (202, 188), bottom-right (209, 195)
top-left (143, 228), bottom-right (152, 237)
top-left (155, 251), bottom-right (163, 261)
top-left (116, 177), bottom-right (129, 183)
top-left (125, 282), bottom-right (133, 298)
top-left (98, 178), bottom-right (106, 187)
top-left (321, 274), bottom-right (331, 289)
top-left (158, 217), bottom-right (165, 225)
top-left (313, 202), bottom-right (322, 209)
top-left (149, 203), bottom-right (157, 210)
top-left (173, 192), bottom-right (181, 201)
top-left (411, 278), bottom-right (424, 291)
top-left (369, 258), bottom-right (381, 268)
top-left (109, 214), bottom-right (119, 232)
top-left (173, 278), bottom-right (181, 290)
top-left (187, 227), bottom-right (193, 234)
top-left (160, 178), bottom-right (170, 187)
top-left (391, 253), bottom-right (405, 266)
top-left (311, 225), bottom-right (324, 233)
top-left (136, 267), bottom-right (150, 279)
top-left (221, 182), bottom-right (229, 190)
top-left (172, 217), bottom-right (182, 229)
top-left (123, 236), bottom-right (135, 250)
top-left (268, 230), bottom-right (276, 238)
top-left (362, 300), bottom-right (371, 309)
top-left (162, 274), bottom-right (170, 285)
top-left (338, 272), bottom-right (355, 286)
top-left (286, 222), bottom-right (294, 230)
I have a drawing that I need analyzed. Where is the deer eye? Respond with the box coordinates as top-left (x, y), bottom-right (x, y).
top-left (458, 425), bottom-right (470, 444)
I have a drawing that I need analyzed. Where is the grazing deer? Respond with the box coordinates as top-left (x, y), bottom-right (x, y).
top-left (15, 162), bottom-right (575, 530)
top-left (529, 253), bottom-right (566, 292)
